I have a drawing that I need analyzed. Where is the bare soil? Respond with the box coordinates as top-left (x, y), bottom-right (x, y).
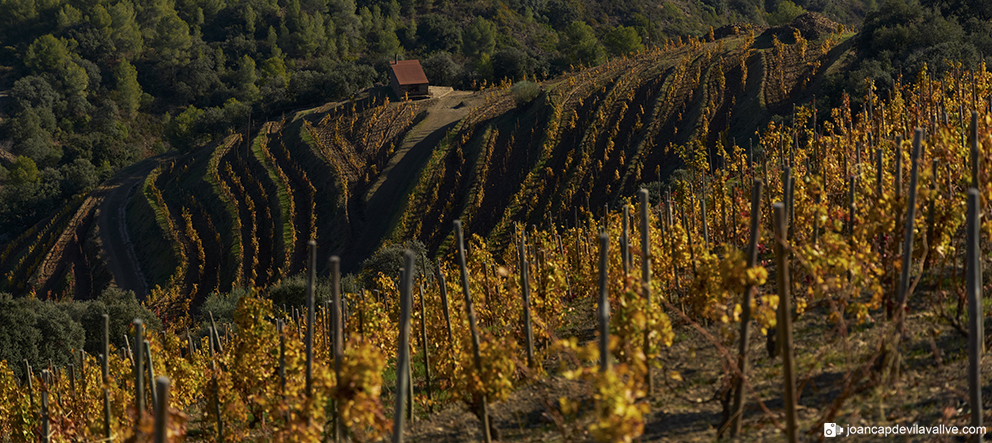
top-left (401, 294), bottom-right (992, 442)
top-left (98, 152), bottom-right (178, 299)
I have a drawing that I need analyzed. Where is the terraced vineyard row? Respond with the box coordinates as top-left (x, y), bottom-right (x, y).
top-left (0, 194), bottom-right (86, 294)
top-left (392, 25), bottom-right (848, 256)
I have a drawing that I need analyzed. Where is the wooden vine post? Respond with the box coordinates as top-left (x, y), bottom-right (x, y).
top-left (277, 319), bottom-right (286, 389)
top-left (772, 202), bottom-right (798, 443)
top-left (208, 326), bottom-right (223, 441)
top-left (419, 281), bottom-right (432, 410)
top-left (622, 204), bottom-right (630, 277)
top-left (41, 370), bottom-right (49, 443)
top-left (966, 189), bottom-right (984, 443)
top-left (638, 189), bottom-right (652, 395)
top-left (971, 111), bottom-right (980, 189)
top-left (400, 268), bottom-right (414, 422)
top-left (209, 311), bottom-right (224, 354)
top-left (519, 229), bottom-right (535, 369)
top-left (305, 240), bottom-right (316, 397)
top-left (730, 179), bottom-right (763, 437)
top-left (598, 233), bottom-right (610, 373)
top-left (68, 364), bottom-right (76, 400)
top-left (134, 318), bottom-right (145, 430)
top-left (896, 129), bottom-right (924, 331)
top-left (145, 340), bottom-right (157, 408)
top-left (454, 220), bottom-right (493, 443)
top-left (154, 376), bottom-right (169, 443)
top-left (103, 313), bottom-right (111, 440)
top-left (330, 256), bottom-right (343, 443)
top-left (391, 251), bottom-right (414, 443)
top-left (435, 258), bottom-right (454, 344)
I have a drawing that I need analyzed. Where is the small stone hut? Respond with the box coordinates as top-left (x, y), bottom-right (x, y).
top-left (388, 59), bottom-right (429, 100)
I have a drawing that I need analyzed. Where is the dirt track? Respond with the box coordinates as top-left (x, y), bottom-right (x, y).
top-left (352, 88), bottom-right (482, 257)
top-left (97, 153), bottom-right (176, 299)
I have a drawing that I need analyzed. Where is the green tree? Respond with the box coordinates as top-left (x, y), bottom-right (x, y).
top-left (359, 240), bottom-right (433, 289)
top-left (57, 4), bottom-right (83, 29)
top-left (109, 1), bottom-right (143, 58)
top-left (75, 288), bottom-right (162, 357)
top-left (365, 19), bottom-right (401, 59)
top-left (115, 59), bottom-right (142, 118)
top-left (0, 294), bottom-right (85, 380)
top-left (61, 158), bottom-right (98, 192)
top-left (560, 21), bottom-right (605, 67)
top-left (767, 0), bottom-right (805, 25)
top-left (10, 75), bottom-right (61, 112)
top-left (90, 4), bottom-right (112, 29)
top-left (417, 13), bottom-right (461, 53)
top-left (491, 47), bottom-right (532, 81)
top-left (151, 10), bottom-right (192, 63)
top-left (463, 17), bottom-right (496, 59)
top-left (24, 35), bottom-right (69, 73)
top-left (8, 156), bottom-right (40, 185)
top-left (261, 55), bottom-right (289, 85)
top-left (11, 109), bottom-right (57, 164)
top-left (602, 25), bottom-right (643, 56)
top-left (422, 52), bottom-right (461, 85)
top-left (234, 55), bottom-right (260, 102)
top-left (165, 105), bottom-right (205, 150)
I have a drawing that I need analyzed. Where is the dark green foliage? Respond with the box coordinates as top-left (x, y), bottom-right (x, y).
top-left (199, 288), bottom-right (249, 325)
top-left (265, 274), bottom-right (333, 310)
top-left (767, 0), bottom-right (806, 25)
top-left (417, 14), bottom-right (461, 54)
top-left (73, 288), bottom-right (161, 357)
top-left (0, 292), bottom-right (86, 380)
top-left (462, 17), bottom-right (496, 59)
top-left (543, 0), bottom-right (581, 29)
top-left (560, 21), bottom-right (605, 68)
top-left (359, 240), bottom-right (433, 289)
top-left (10, 76), bottom-right (62, 113)
top-left (822, 0), bottom-right (992, 110)
top-left (491, 47), bottom-right (536, 81)
top-left (637, 181), bottom-right (664, 206)
top-left (60, 158), bottom-right (100, 194)
top-left (602, 25), bottom-right (644, 56)
top-left (421, 52), bottom-right (462, 86)
top-left (512, 80), bottom-right (541, 105)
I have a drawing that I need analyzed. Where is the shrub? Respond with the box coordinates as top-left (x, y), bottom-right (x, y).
top-left (359, 239), bottom-right (433, 289)
top-left (0, 292), bottom-right (85, 379)
top-left (512, 81), bottom-right (541, 106)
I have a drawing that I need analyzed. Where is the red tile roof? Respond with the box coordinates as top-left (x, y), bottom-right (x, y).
top-left (390, 60), bottom-right (429, 85)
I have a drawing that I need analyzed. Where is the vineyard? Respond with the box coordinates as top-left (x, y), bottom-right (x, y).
top-left (0, 15), bottom-right (849, 309)
top-left (1, 11), bottom-right (991, 441)
top-left (1, 63), bottom-right (992, 440)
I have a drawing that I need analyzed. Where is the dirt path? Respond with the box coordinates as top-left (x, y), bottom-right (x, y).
top-left (97, 152), bottom-right (177, 299)
top-left (352, 88), bottom-right (483, 255)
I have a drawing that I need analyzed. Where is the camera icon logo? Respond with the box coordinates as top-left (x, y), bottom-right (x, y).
top-left (824, 423), bottom-right (843, 437)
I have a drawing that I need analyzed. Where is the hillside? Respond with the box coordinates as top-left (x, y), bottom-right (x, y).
top-left (0, 14), bottom-right (854, 314)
